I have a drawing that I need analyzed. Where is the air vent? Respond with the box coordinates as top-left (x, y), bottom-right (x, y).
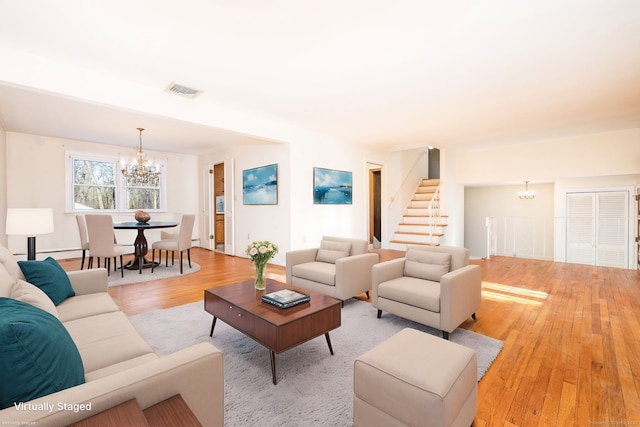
top-left (164, 82), bottom-right (203, 99)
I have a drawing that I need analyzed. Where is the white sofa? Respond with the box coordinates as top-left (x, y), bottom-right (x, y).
top-left (0, 243), bottom-right (223, 426)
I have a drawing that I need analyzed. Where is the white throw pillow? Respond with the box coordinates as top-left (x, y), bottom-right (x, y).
top-left (316, 240), bottom-right (351, 264)
top-left (404, 250), bottom-right (451, 282)
top-left (10, 279), bottom-right (59, 318)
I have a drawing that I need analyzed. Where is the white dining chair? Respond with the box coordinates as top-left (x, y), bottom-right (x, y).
top-left (85, 214), bottom-right (134, 277)
top-left (151, 214), bottom-right (196, 274)
top-left (75, 215), bottom-right (92, 270)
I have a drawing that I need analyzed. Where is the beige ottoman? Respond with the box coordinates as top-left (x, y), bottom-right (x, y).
top-left (353, 328), bottom-right (478, 427)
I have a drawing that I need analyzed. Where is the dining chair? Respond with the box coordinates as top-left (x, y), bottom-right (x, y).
top-left (85, 214), bottom-right (134, 277)
top-left (75, 215), bottom-right (92, 270)
top-left (151, 214), bottom-right (195, 274)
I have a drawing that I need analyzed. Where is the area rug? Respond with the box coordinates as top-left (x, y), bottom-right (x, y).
top-left (107, 262), bottom-right (200, 287)
top-left (130, 299), bottom-right (503, 427)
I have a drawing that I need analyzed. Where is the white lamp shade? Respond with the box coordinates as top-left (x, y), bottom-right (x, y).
top-left (6, 208), bottom-right (54, 236)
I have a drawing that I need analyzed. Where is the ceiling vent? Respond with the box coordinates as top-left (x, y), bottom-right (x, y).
top-left (164, 82), bottom-right (203, 99)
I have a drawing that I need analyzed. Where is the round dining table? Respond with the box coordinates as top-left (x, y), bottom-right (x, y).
top-left (113, 221), bottom-right (178, 272)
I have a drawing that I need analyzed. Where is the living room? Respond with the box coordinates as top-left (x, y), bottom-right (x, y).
top-left (1, 2), bottom-right (640, 426)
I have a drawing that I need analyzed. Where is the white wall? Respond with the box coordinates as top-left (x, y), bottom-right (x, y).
top-left (5, 132), bottom-right (199, 257)
top-left (0, 123), bottom-right (6, 246)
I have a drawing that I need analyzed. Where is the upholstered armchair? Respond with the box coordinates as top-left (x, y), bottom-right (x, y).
top-left (372, 245), bottom-right (481, 339)
top-left (286, 236), bottom-right (379, 305)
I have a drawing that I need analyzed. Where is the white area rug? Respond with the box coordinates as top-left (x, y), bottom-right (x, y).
top-left (107, 262), bottom-right (200, 287)
top-left (130, 299), bottom-right (503, 427)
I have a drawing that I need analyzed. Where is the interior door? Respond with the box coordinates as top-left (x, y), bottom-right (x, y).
top-left (224, 158), bottom-right (235, 255)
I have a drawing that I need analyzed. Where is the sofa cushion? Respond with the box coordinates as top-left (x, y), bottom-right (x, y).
top-left (10, 279), bottom-right (59, 318)
top-left (378, 276), bottom-right (441, 312)
top-left (404, 250), bottom-right (451, 282)
top-left (0, 298), bottom-right (85, 410)
top-left (18, 257), bottom-right (75, 305)
top-left (0, 267), bottom-right (15, 298)
top-left (292, 262), bottom-right (337, 286)
top-left (0, 244), bottom-right (24, 282)
top-left (316, 240), bottom-right (351, 264)
top-left (64, 311), bottom-right (154, 374)
top-left (56, 292), bottom-right (120, 323)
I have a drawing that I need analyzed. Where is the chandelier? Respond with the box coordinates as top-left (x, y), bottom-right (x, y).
top-left (121, 128), bottom-right (160, 185)
top-left (518, 180), bottom-right (535, 200)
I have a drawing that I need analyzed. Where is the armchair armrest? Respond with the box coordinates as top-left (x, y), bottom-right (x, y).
top-left (286, 248), bottom-right (319, 283)
top-left (371, 258), bottom-right (406, 304)
top-left (335, 253), bottom-right (379, 301)
top-left (67, 268), bottom-right (109, 295)
top-left (0, 343), bottom-right (224, 427)
top-left (440, 265), bottom-right (482, 333)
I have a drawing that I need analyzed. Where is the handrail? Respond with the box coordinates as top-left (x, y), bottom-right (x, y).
top-left (389, 150), bottom-right (428, 209)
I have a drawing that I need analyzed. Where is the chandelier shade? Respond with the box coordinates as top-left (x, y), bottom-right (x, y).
top-left (121, 128), bottom-right (160, 186)
top-left (518, 181), bottom-right (535, 200)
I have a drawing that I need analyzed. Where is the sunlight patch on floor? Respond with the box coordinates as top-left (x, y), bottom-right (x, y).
top-left (482, 281), bottom-right (548, 306)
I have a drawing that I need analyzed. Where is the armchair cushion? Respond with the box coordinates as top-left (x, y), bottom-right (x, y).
top-left (316, 240), bottom-right (351, 264)
top-left (378, 276), bottom-right (441, 313)
top-left (291, 262), bottom-right (336, 286)
top-left (404, 249), bottom-right (451, 282)
top-left (17, 257), bottom-right (76, 306)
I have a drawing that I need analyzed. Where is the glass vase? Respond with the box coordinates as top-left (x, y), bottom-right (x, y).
top-left (254, 262), bottom-right (267, 290)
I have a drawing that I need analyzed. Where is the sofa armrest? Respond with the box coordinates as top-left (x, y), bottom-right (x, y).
top-left (439, 265), bottom-right (482, 333)
top-left (334, 253), bottom-right (379, 300)
top-left (67, 268), bottom-right (109, 295)
top-left (0, 342), bottom-right (224, 427)
top-left (371, 258), bottom-right (406, 305)
top-left (286, 248), bottom-right (319, 283)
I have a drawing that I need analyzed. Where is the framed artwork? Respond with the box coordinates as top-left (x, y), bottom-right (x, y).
top-left (243, 163), bottom-right (278, 205)
top-left (313, 167), bottom-right (352, 205)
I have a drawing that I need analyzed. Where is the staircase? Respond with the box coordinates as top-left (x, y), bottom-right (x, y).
top-left (389, 178), bottom-right (448, 250)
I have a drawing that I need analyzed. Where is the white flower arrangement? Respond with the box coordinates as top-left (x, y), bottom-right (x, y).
top-left (245, 241), bottom-right (279, 266)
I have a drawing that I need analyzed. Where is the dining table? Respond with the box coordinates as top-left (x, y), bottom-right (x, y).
top-left (113, 221), bottom-right (179, 272)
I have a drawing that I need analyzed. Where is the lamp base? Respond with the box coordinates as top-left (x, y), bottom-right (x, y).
top-left (27, 236), bottom-right (36, 260)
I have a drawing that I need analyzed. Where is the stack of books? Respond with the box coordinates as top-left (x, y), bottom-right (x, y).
top-left (262, 289), bottom-right (311, 309)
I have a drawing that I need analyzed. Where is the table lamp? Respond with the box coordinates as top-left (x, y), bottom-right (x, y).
top-left (6, 208), bottom-right (54, 260)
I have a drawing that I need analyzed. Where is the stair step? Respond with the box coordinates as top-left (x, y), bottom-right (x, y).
top-left (390, 240), bottom-right (441, 246)
top-left (395, 231), bottom-right (444, 237)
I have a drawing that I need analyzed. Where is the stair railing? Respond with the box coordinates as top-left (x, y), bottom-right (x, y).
top-left (426, 184), bottom-right (441, 243)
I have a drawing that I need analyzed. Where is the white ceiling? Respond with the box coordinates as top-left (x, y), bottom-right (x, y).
top-left (0, 0), bottom-right (639, 155)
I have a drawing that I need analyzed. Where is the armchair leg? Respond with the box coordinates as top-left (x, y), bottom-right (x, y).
top-left (377, 309), bottom-right (382, 319)
top-left (472, 312), bottom-right (477, 320)
top-left (365, 290), bottom-right (370, 299)
top-left (442, 331), bottom-right (449, 340)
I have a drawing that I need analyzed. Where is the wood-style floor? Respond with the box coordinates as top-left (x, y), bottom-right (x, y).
top-left (58, 248), bottom-right (640, 426)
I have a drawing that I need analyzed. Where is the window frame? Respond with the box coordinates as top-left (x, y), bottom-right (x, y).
top-left (66, 151), bottom-right (167, 213)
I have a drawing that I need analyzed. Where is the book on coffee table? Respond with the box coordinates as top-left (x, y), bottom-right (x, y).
top-left (262, 289), bottom-right (311, 309)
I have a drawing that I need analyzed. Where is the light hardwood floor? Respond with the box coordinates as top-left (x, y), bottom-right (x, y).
top-left (59, 248), bottom-right (640, 426)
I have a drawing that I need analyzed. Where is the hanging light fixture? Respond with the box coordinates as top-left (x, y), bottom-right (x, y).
top-left (121, 128), bottom-right (160, 185)
top-left (518, 180), bottom-right (535, 200)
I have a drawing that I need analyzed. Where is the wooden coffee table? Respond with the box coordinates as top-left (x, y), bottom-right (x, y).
top-left (204, 279), bottom-right (341, 384)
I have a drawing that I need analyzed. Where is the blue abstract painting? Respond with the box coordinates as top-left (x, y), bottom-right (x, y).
top-left (313, 167), bottom-right (352, 204)
top-left (243, 164), bottom-right (278, 205)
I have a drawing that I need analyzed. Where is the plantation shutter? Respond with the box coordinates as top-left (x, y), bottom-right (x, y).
top-left (566, 191), bottom-right (628, 268)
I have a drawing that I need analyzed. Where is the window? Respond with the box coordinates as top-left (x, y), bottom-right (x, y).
top-left (67, 152), bottom-right (165, 212)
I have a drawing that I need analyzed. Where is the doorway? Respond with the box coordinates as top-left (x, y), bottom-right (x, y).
top-left (369, 165), bottom-right (382, 248)
top-left (212, 163), bottom-right (225, 251)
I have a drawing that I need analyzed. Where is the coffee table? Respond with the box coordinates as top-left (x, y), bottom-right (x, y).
top-left (204, 279), bottom-right (341, 385)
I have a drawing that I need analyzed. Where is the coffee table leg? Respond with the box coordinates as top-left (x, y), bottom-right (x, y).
top-left (209, 317), bottom-right (217, 337)
top-left (325, 332), bottom-right (334, 355)
top-left (270, 351), bottom-right (277, 385)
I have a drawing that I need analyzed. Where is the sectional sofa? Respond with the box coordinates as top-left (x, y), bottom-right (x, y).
top-left (0, 243), bottom-right (223, 426)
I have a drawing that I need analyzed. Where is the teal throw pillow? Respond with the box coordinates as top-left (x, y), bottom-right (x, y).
top-left (0, 298), bottom-right (85, 410)
top-left (18, 257), bottom-right (75, 305)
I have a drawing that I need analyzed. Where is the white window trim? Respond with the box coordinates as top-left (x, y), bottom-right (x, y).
top-left (65, 150), bottom-right (167, 213)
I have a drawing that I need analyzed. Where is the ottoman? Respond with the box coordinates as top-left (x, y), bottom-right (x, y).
top-left (353, 328), bottom-right (477, 427)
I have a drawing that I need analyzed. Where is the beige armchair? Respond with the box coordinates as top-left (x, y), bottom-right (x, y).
top-left (372, 245), bottom-right (481, 339)
top-left (286, 236), bottom-right (379, 305)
